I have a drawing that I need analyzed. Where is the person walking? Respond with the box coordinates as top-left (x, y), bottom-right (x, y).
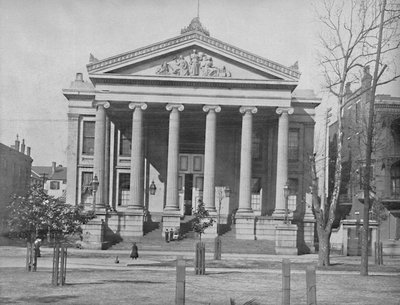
top-left (165, 229), bottom-right (169, 243)
top-left (130, 242), bottom-right (139, 260)
top-left (34, 238), bottom-right (42, 257)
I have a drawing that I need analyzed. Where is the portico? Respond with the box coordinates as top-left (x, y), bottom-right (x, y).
top-left (63, 18), bottom-right (319, 249)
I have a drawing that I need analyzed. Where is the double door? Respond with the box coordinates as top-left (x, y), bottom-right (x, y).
top-left (178, 154), bottom-right (204, 216)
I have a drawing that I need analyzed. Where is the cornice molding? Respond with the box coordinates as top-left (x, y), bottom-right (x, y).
top-left (86, 32), bottom-right (300, 80)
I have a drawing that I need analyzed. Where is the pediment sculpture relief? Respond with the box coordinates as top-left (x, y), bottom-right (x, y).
top-left (156, 50), bottom-right (231, 78)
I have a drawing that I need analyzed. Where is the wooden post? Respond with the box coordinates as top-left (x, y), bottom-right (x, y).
top-left (26, 242), bottom-right (31, 272)
top-left (176, 257), bottom-right (186, 305)
top-left (52, 244), bottom-right (60, 286)
top-left (60, 246), bottom-right (65, 286)
top-left (62, 247), bottom-right (67, 285)
top-left (282, 259), bottom-right (290, 305)
top-left (306, 265), bottom-right (317, 305)
top-left (379, 242), bottom-right (383, 265)
top-left (214, 236), bottom-right (222, 260)
top-left (195, 242), bottom-right (206, 275)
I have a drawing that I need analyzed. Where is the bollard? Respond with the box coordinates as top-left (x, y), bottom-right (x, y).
top-left (214, 236), bottom-right (222, 260)
top-left (282, 259), bottom-right (290, 305)
top-left (176, 258), bottom-right (186, 305)
top-left (306, 265), bottom-right (317, 305)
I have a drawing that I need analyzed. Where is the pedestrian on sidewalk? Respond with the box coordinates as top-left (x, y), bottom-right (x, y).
top-left (165, 229), bottom-right (169, 243)
top-left (130, 242), bottom-right (139, 260)
top-left (169, 228), bottom-right (174, 241)
top-left (34, 238), bottom-right (42, 258)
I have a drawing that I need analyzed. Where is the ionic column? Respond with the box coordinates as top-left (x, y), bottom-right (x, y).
top-left (128, 102), bottom-right (147, 210)
top-left (273, 107), bottom-right (294, 217)
top-left (238, 106), bottom-right (257, 214)
top-left (203, 105), bottom-right (221, 213)
top-left (93, 101), bottom-right (110, 209)
top-left (165, 104), bottom-right (184, 211)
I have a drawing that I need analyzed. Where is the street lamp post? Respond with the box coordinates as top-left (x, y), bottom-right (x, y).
top-left (91, 175), bottom-right (99, 212)
top-left (283, 182), bottom-right (290, 224)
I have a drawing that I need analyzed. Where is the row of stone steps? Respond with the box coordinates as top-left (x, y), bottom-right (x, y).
top-left (111, 223), bottom-right (275, 254)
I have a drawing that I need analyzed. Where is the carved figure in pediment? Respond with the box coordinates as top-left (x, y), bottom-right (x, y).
top-left (177, 55), bottom-right (190, 76)
top-left (155, 51), bottom-right (231, 78)
top-left (156, 61), bottom-right (171, 75)
top-left (190, 50), bottom-right (200, 76)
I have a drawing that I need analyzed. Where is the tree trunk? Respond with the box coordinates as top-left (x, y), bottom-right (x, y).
top-left (317, 229), bottom-right (331, 267)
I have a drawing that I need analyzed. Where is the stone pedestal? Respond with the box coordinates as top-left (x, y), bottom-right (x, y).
top-left (235, 214), bottom-right (255, 240)
top-left (119, 211), bottom-right (144, 240)
top-left (162, 212), bottom-right (181, 237)
top-left (303, 221), bottom-right (316, 253)
top-left (275, 223), bottom-right (298, 255)
top-left (255, 217), bottom-right (280, 241)
top-left (81, 219), bottom-right (106, 250)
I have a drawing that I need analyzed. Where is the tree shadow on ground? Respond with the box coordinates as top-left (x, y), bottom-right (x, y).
top-left (7, 295), bottom-right (80, 304)
top-left (67, 280), bottom-right (164, 286)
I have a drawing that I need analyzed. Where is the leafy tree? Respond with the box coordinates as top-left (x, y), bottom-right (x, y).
top-left (192, 200), bottom-right (214, 242)
top-left (6, 185), bottom-right (95, 271)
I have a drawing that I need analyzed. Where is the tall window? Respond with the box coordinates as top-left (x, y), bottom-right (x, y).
top-left (251, 177), bottom-right (262, 212)
top-left (119, 173), bottom-right (130, 206)
top-left (252, 131), bottom-right (262, 160)
top-left (83, 121), bottom-right (95, 155)
top-left (288, 178), bottom-right (298, 211)
top-left (288, 129), bottom-right (299, 161)
top-left (391, 161), bottom-right (400, 197)
top-left (119, 129), bottom-right (132, 156)
top-left (81, 172), bottom-right (93, 204)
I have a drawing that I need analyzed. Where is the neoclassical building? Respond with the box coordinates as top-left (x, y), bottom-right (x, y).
top-left (63, 19), bottom-right (320, 249)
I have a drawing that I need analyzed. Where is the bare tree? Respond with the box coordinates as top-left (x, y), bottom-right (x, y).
top-left (314, 0), bottom-right (400, 267)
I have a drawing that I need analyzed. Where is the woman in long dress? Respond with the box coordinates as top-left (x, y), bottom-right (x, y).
top-left (130, 242), bottom-right (139, 260)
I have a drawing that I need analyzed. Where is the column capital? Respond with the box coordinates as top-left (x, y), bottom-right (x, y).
top-left (203, 105), bottom-right (221, 113)
top-left (239, 106), bottom-right (258, 114)
top-left (276, 107), bottom-right (294, 115)
top-left (166, 104), bottom-right (184, 112)
top-left (92, 101), bottom-right (110, 109)
top-left (129, 102), bottom-right (147, 110)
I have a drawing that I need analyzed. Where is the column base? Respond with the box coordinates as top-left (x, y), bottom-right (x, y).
top-left (81, 219), bottom-right (107, 250)
top-left (235, 213), bottom-right (255, 240)
top-left (275, 223), bottom-right (298, 255)
top-left (162, 210), bottom-right (181, 237)
top-left (118, 210), bottom-right (144, 240)
top-left (272, 209), bottom-right (293, 221)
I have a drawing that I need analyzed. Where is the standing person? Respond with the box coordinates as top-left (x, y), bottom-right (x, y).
top-left (165, 229), bottom-right (169, 243)
top-left (34, 238), bottom-right (42, 257)
top-left (130, 242), bottom-right (139, 260)
top-left (169, 228), bottom-right (174, 242)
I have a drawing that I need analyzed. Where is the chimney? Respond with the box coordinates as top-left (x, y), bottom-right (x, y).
top-left (14, 134), bottom-right (20, 152)
top-left (76, 73), bottom-right (83, 82)
top-left (21, 139), bottom-right (26, 154)
top-left (52, 162), bottom-right (56, 175)
top-left (27, 147), bottom-right (31, 156)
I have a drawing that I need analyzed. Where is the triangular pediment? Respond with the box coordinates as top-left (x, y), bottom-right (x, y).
top-left (87, 31), bottom-right (300, 82)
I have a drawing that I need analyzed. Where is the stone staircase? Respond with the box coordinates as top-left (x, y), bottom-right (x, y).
top-left (110, 221), bottom-right (276, 254)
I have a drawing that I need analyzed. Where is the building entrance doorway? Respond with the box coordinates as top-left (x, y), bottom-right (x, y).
top-left (178, 154), bottom-right (204, 216)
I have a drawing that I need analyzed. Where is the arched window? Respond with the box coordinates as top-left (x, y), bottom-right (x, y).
top-left (391, 161), bottom-right (400, 197)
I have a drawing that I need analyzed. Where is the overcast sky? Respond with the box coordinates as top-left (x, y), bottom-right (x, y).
top-left (0, 0), bottom-right (399, 166)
